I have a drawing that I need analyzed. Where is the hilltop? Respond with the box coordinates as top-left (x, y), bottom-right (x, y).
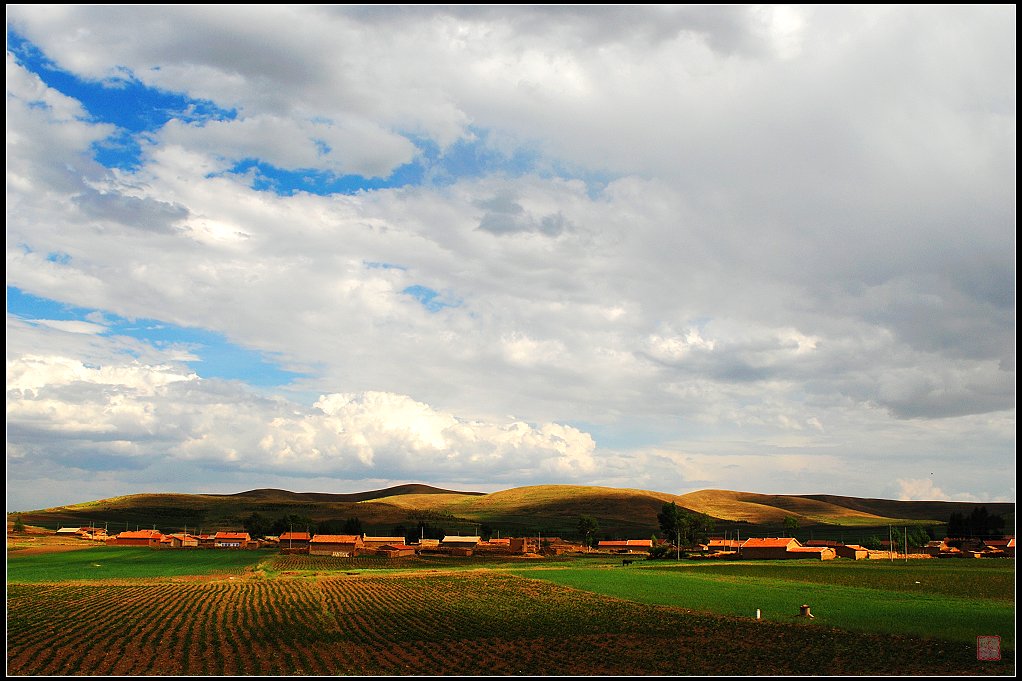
top-left (7, 484), bottom-right (1013, 541)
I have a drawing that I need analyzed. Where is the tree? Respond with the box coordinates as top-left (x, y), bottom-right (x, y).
top-left (658, 502), bottom-right (715, 549)
top-left (243, 512), bottom-right (272, 538)
top-left (947, 507), bottom-right (1005, 538)
top-left (270, 514), bottom-right (315, 536)
top-left (658, 502), bottom-right (687, 550)
top-left (783, 515), bottom-right (800, 537)
top-left (862, 534), bottom-right (884, 550)
top-left (316, 516), bottom-right (363, 535)
top-left (577, 515), bottom-right (600, 549)
top-left (891, 526), bottom-right (931, 550)
top-left (13, 515), bottom-right (26, 533)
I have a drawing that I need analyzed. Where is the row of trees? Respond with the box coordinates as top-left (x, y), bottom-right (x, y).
top-left (947, 507), bottom-right (1005, 538)
top-left (242, 512), bottom-right (364, 538)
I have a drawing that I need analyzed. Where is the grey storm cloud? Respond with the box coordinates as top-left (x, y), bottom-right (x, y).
top-left (476, 194), bottom-right (570, 237)
top-left (73, 190), bottom-right (189, 234)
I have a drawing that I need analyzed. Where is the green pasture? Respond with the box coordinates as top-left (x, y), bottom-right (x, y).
top-left (511, 559), bottom-right (1015, 649)
top-left (6, 546), bottom-right (270, 582)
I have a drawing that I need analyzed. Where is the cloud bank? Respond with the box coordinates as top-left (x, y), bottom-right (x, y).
top-left (6, 6), bottom-right (1015, 510)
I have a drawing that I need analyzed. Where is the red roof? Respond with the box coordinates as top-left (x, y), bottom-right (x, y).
top-left (279, 531), bottom-right (311, 541)
top-left (379, 544), bottom-right (416, 551)
top-left (311, 534), bottom-right (361, 543)
top-left (599, 539), bottom-right (654, 548)
top-left (214, 532), bottom-right (251, 541)
top-left (742, 538), bottom-right (800, 548)
top-left (788, 546), bottom-right (830, 553)
top-left (117, 530), bottom-right (163, 539)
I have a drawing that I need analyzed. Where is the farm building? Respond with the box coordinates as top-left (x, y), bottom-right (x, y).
top-left (78, 527), bottom-right (108, 540)
top-left (362, 536), bottom-right (406, 551)
top-left (705, 539), bottom-right (742, 553)
top-left (167, 534), bottom-right (199, 548)
top-left (782, 542), bottom-right (833, 559)
top-left (310, 534), bottom-right (363, 557)
top-left (195, 534), bottom-right (217, 548)
top-left (441, 536), bottom-right (481, 548)
top-left (278, 531), bottom-right (311, 553)
top-left (805, 540), bottom-right (842, 548)
top-left (983, 538), bottom-right (1015, 557)
top-left (439, 536), bottom-right (481, 557)
top-left (214, 531), bottom-right (252, 548)
top-left (543, 538), bottom-right (583, 555)
top-left (739, 537), bottom-right (801, 559)
top-left (598, 539), bottom-right (653, 554)
top-left (107, 530), bottom-right (164, 547)
top-left (835, 544), bottom-right (869, 560)
top-left (377, 544), bottom-right (417, 558)
top-left (508, 537), bottom-right (533, 554)
top-left (55, 527), bottom-right (82, 536)
top-left (473, 538), bottom-right (516, 555)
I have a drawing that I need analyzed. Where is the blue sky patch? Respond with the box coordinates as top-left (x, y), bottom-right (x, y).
top-left (8, 30), bottom-right (236, 170)
top-left (402, 285), bottom-right (460, 312)
top-left (7, 287), bottom-right (303, 387)
top-left (8, 31), bottom-right (609, 195)
top-left (218, 158), bottom-right (425, 196)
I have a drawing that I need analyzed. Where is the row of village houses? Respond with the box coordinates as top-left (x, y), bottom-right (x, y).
top-left (56, 526), bottom-right (1015, 559)
top-left (702, 536), bottom-right (1015, 560)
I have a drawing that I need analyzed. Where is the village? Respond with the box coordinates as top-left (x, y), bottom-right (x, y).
top-left (51, 525), bottom-right (1015, 560)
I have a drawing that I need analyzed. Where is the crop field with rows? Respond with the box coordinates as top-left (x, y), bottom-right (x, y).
top-left (6, 559), bottom-right (1014, 676)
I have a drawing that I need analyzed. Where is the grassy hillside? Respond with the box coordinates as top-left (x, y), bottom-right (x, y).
top-left (799, 494), bottom-right (1015, 527)
top-left (8, 484), bottom-right (1008, 541)
top-left (676, 490), bottom-right (914, 526)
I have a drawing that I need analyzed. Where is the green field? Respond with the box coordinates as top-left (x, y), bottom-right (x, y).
top-left (511, 559), bottom-right (1016, 649)
top-left (6, 546), bottom-right (269, 582)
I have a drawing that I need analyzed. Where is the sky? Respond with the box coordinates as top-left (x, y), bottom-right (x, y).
top-left (5, 5), bottom-right (1016, 512)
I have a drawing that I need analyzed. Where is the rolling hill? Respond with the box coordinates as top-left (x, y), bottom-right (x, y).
top-left (7, 484), bottom-right (1013, 541)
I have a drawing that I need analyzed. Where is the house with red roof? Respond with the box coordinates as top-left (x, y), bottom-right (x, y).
top-left (362, 536), bottom-right (407, 551)
top-left (108, 529), bottom-right (164, 547)
top-left (704, 538), bottom-right (742, 553)
top-left (167, 533), bottom-right (199, 548)
top-left (598, 539), bottom-right (654, 554)
top-left (739, 537), bottom-right (801, 559)
top-left (835, 544), bottom-right (869, 560)
top-left (787, 546), bottom-right (836, 560)
top-left (983, 538), bottom-right (1015, 557)
top-left (310, 534), bottom-right (363, 557)
top-left (377, 544), bottom-right (417, 558)
top-left (214, 531), bottom-right (252, 548)
top-left (278, 531), bottom-right (312, 553)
